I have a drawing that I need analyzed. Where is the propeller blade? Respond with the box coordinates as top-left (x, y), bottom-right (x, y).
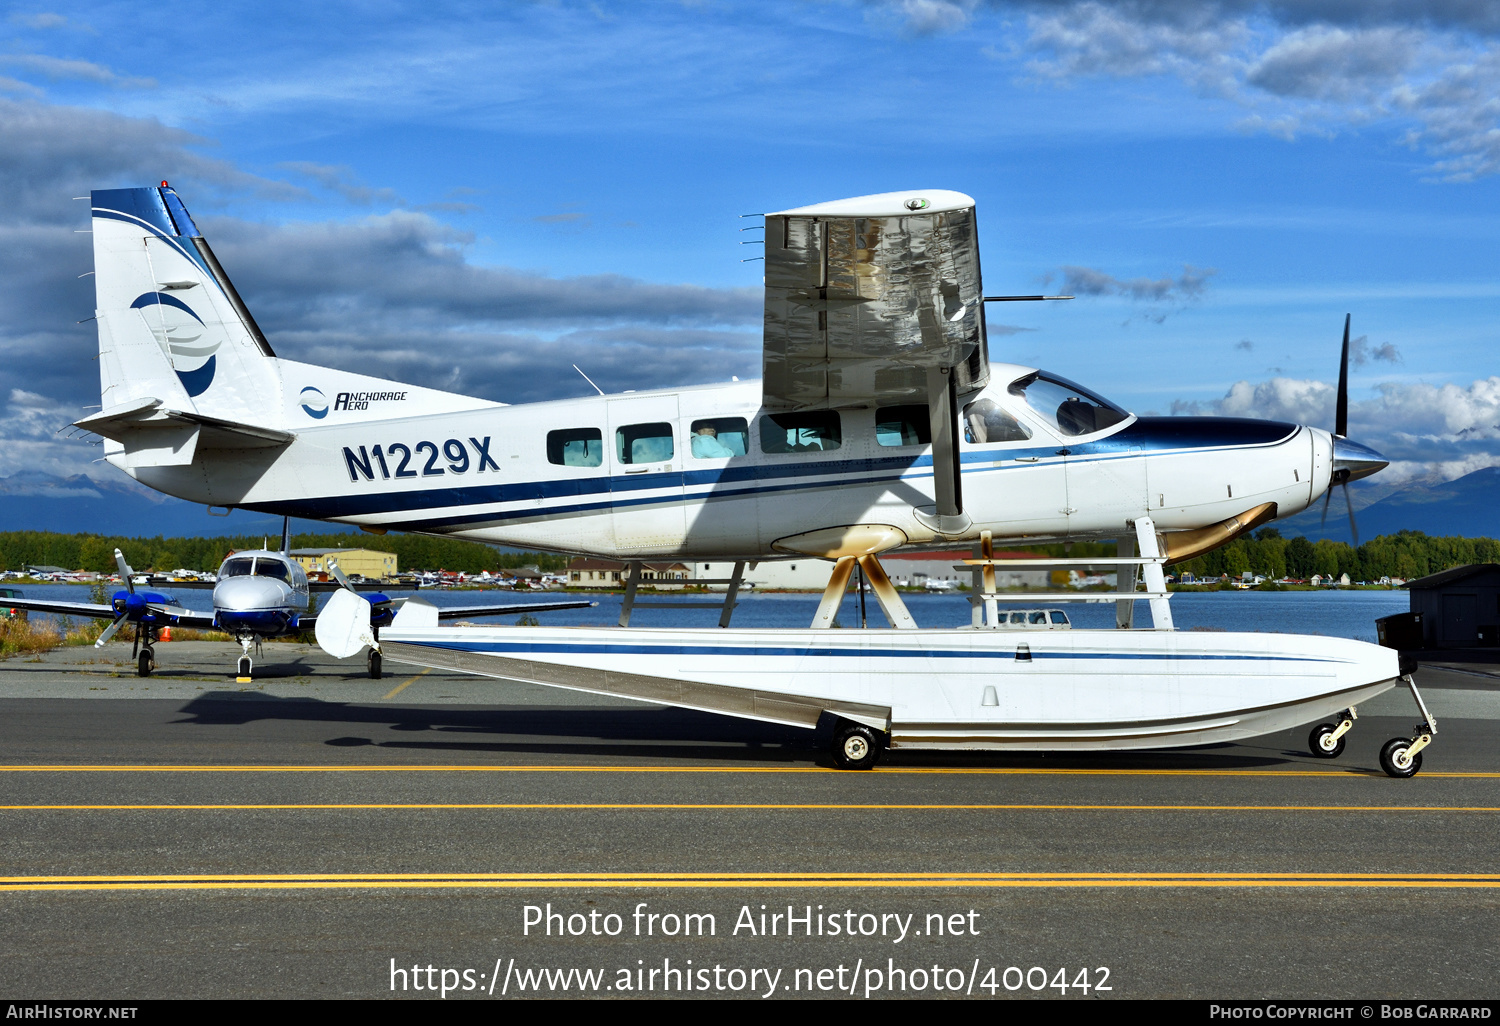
top-left (1320, 486), bottom-right (1332, 533)
top-left (328, 560), bottom-right (358, 594)
top-left (1344, 482), bottom-right (1360, 548)
top-left (1335, 314), bottom-right (1350, 438)
top-left (114, 548), bottom-right (135, 594)
top-left (95, 615), bottom-right (126, 648)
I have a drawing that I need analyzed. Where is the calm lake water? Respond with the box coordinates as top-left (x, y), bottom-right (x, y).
top-left (11, 583), bottom-right (1409, 643)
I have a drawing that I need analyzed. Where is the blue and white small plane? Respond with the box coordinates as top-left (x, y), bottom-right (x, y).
top-left (63, 183), bottom-right (1435, 775)
top-left (7, 522), bottom-right (592, 680)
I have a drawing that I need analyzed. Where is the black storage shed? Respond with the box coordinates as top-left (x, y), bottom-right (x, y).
top-left (1402, 563), bottom-right (1500, 648)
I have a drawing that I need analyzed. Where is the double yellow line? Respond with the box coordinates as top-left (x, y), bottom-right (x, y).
top-left (5, 871), bottom-right (1500, 892)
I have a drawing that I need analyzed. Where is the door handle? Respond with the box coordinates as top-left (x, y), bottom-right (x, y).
top-left (624, 467), bottom-right (649, 474)
top-left (1013, 456), bottom-right (1039, 463)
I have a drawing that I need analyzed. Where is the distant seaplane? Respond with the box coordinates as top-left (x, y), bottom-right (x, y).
top-left (64, 183), bottom-right (1432, 775)
top-left (7, 519), bottom-right (590, 680)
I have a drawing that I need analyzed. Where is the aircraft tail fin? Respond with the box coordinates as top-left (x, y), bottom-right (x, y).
top-left (89, 183), bottom-right (281, 429)
top-left (280, 516), bottom-right (292, 556)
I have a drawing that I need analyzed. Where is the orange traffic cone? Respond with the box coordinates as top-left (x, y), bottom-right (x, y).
top-left (159, 628), bottom-right (172, 642)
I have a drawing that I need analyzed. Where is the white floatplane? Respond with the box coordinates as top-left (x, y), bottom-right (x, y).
top-left (74, 183), bottom-right (1435, 775)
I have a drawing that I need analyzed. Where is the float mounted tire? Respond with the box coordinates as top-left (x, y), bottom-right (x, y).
top-left (832, 723), bottom-right (884, 771)
top-left (1379, 737), bottom-right (1422, 778)
top-left (1308, 723), bottom-right (1345, 759)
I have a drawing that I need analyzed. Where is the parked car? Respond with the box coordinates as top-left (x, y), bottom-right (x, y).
top-left (0, 587), bottom-right (26, 620)
top-left (990, 609), bottom-right (1071, 629)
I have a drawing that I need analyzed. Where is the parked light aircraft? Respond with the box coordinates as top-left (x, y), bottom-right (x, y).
top-left (8, 519), bottom-right (591, 679)
top-left (68, 183), bottom-right (1434, 775)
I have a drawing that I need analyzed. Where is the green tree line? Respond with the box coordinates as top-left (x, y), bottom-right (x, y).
top-left (0, 531), bottom-right (568, 575)
top-left (1015, 529), bottom-right (1500, 583)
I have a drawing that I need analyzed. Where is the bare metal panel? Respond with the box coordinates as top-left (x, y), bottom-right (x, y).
top-left (381, 641), bottom-right (892, 732)
top-left (763, 205), bottom-right (988, 410)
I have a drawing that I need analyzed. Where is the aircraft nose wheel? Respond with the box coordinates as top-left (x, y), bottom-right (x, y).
top-left (831, 722), bottom-right (885, 771)
top-left (367, 650), bottom-right (382, 680)
top-left (136, 649), bottom-right (154, 678)
top-left (237, 656), bottom-right (253, 679)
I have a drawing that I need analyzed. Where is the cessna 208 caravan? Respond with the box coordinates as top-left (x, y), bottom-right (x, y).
top-left (70, 183), bottom-right (1434, 775)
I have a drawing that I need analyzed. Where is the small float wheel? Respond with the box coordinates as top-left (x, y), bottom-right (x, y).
top-left (1308, 723), bottom-right (1345, 759)
top-left (237, 656), bottom-right (252, 678)
top-left (832, 723), bottom-right (883, 771)
top-left (137, 650), bottom-right (153, 678)
top-left (1379, 737), bottom-right (1422, 778)
top-left (368, 650), bottom-right (383, 680)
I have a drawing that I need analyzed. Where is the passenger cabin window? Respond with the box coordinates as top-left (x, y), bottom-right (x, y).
top-left (689, 417), bottom-right (748, 459)
top-left (547, 428), bottom-right (603, 467)
top-left (1009, 372), bottom-right (1129, 437)
top-left (1049, 610), bottom-right (1069, 625)
top-left (1027, 611), bottom-right (1048, 625)
top-left (616, 423), bottom-right (674, 464)
top-left (760, 411), bottom-right (841, 454)
top-left (962, 399), bottom-right (1032, 443)
top-left (220, 558), bottom-right (255, 579)
top-left (875, 405), bottom-right (931, 447)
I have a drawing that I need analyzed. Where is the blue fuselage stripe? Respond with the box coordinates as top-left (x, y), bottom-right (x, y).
top-left (398, 639), bottom-right (1343, 664)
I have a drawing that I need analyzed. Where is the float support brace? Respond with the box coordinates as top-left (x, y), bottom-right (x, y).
top-left (1115, 533), bottom-right (1138, 630)
top-left (1134, 516), bottom-right (1174, 630)
top-left (618, 561), bottom-right (642, 627)
top-left (812, 557), bottom-right (856, 629)
top-left (857, 554), bottom-right (918, 629)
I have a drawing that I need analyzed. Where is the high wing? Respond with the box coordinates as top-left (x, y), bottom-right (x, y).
top-left (5, 597), bottom-right (218, 629)
top-left (761, 189), bottom-right (987, 411)
top-left (760, 189), bottom-right (986, 538)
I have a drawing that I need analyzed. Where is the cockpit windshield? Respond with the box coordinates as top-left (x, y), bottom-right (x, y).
top-left (254, 559), bottom-right (291, 581)
top-left (220, 558), bottom-right (255, 578)
top-left (1008, 372), bottom-right (1130, 437)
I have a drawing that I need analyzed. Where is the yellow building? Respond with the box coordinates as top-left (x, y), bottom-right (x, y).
top-left (289, 547), bottom-right (398, 580)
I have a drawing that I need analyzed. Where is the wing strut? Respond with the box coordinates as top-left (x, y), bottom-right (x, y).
top-left (914, 366), bottom-right (973, 538)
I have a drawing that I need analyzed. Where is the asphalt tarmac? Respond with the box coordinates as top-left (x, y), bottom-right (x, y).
top-left (1, 640), bottom-right (1498, 1000)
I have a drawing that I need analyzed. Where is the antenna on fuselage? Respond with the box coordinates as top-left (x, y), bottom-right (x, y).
top-left (572, 365), bottom-right (604, 396)
top-left (280, 516), bottom-right (291, 556)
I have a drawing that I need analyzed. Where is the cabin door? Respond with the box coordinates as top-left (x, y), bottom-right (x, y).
top-left (607, 395), bottom-right (686, 554)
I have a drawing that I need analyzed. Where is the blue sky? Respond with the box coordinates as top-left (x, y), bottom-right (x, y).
top-left (2, 0), bottom-right (1499, 510)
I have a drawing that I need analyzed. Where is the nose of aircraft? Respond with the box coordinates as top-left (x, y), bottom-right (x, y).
top-left (1332, 436), bottom-right (1389, 483)
top-left (213, 576), bottom-right (296, 632)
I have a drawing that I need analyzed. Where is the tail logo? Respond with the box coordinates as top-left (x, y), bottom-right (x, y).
top-left (299, 387), bottom-right (329, 419)
top-left (130, 292), bottom-right (219, 397)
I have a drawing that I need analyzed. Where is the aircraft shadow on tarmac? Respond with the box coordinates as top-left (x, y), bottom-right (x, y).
top-left (169, 690), bottom-right (1300, 770)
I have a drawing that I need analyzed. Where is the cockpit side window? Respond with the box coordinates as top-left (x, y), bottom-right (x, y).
top-left (875, 405), bottom-right (931, 447)
top-left (962, 399), bottom-right (1032, 444)
top-left (1008, 372), bottom-right (1129, 437)
top-left (254, 560), bottom-right (291, 581)
top-left (690, 418), bottom-right (748, 459)
top-left (547, 428), bottom-right (604, 468)
top-left (760, 412), bottom-right (841, 454)
top-left (220, 558), bottom-right (254, 579)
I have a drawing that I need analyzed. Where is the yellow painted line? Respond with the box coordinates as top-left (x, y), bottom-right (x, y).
top-left (381, 667), bottom-right (430, 701)
top-left (2, 803), bottom-right (1497, 812)
top-left (0, 764), bottom-right (1496, 777)
top-left (4, 871), bottom-right (1500, 893)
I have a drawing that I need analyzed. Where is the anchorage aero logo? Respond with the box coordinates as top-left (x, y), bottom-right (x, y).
top-left (299, 387), bottom-right (329, 419)
top-left (131, 292), bottom-right (219, 397)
